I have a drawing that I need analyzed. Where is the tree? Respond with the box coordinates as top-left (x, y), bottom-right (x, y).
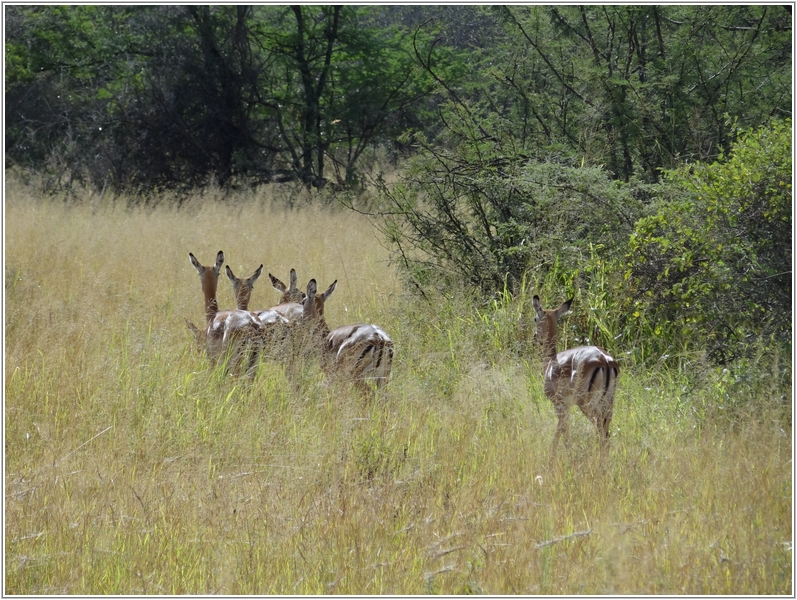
top-left (495, 5), bottom-right (792, 181)
top-left (253, 6), bottom-right (432, 188)
top-left (5, 5), bottom-right (145, 190)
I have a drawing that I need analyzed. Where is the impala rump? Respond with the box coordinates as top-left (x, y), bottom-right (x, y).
top-left (326, 324), bottom-right (394, 391)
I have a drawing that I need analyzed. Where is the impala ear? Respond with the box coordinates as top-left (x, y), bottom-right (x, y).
top-left (189, 252), bottom-right (204, 276)
top-left (289, 268), bottom-right (298, 290)
top-left (554, 298), bottom-right (574, 320)
top-left (251, 264), bottom-right (263, 283)
top-left (305, 279), bottom-right (318, 300)
top-left (225, 265), bottom-right (237, 282)
top-left (270, 273), bottom-right (286, 293)
top-left (215, 250), bottom-right (224, 269)
top-left (322, 279), bottom-right (337, 301)
top-left (532, 295), bottom-right (544, 316)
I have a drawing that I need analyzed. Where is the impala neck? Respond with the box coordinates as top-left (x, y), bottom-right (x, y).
top-left (203, 277), bottom-right (219, 325)
top-left (538, 313), bottom-right (560, 363)
top-left (303, 298), bottom-right (330, 339)
top-left (541, 328), bottom-right (558, 362)
top-left (533, 296), bottom-right (574, 368)
top-left (234, 290), bottom-right (249, 311)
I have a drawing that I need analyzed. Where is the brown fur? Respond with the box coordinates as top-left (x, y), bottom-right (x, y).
top-left (189, 250), bottom-right (224, 325)
top-left (268, 268), bottom-right (306, 321)
top-left (226, 264), bottom-right (263, 311)
top-left (326, 324), bottom-right (394, 394)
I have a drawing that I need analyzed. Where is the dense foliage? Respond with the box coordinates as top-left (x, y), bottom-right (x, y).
top-left (367, 6), bottom-right (791, 370)
top-left (493, 5), bottom-right (791, 181)
top-left (6, 5), bottom-right (435, 191)
top-left (626, 120), bottom-right (792, 365)
top-left (6, 6), bottom-right (790, 192)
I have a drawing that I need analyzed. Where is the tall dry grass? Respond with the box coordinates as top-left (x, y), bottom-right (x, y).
top-left (5, 176), bottom-right (792, 594)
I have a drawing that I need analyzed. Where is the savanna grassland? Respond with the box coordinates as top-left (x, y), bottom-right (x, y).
top-left (5, 176), bottom-right (792, 595)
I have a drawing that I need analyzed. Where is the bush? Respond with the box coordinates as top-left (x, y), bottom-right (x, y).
top-left (376, 102), bottom-right (647, 298)
top-left (625, 119), bottom-right (791, 366)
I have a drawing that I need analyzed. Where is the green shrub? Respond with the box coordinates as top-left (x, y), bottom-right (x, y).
top-left (625, 119), bottom-right (791, 368)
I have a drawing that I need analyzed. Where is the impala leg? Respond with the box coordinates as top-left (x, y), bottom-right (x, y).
top-left (551, 403), bottom-right (570, 454)
top-left (353, 378), bottom-right (374, 399)
top-left (243, 341), bottom-right (261, 378)
top-left (374, 375), bottom-right (389, 394)
top-left (598, 402), bottom-right (613, 450)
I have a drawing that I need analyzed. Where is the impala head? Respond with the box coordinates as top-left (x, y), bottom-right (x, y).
top-left (532, 295), bottom-right (573, 352)
top-left (189, 250), bottom-right (224, 322)
top-left (269, 268), bottom-right (306, 304)
top-left (301, 278), bottom-right (338, 319)
top-left (226, 263), bottom-right (263, 310)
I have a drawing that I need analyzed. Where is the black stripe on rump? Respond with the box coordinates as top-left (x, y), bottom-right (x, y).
top-left (356, 344), bottom-right (373, 368)
top-left (587, 365), bottom-right (602, 394)
top-left (374, 341), bottom-right (384, 369)
top-left (603, 364), bottom-right (613, 394)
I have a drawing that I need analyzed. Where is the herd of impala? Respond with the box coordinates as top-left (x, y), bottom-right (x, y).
top-left (186, 250), bottom-right (394, 395)
top-left (186, 251), bottom-right (619, 451)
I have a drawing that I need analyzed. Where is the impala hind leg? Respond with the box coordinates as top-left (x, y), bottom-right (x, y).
top-left (550, 403), bottom-right (570, 455)
top-left (597, 402), bottom-right (614, 450)
top-left (576, 398), bottom-right (612, 451)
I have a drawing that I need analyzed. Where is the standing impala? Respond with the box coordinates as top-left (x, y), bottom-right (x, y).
top-left (532, 295), bottom-right (618, 452)
top-left (187, 251), bottom-right (264, 374)
top-left (225, 263), bottom-right (290, 324)
top-left (299, 278), bottom-right (394, 394)
top-left (226, 263), bottom-right (291, 359)
top-left (292, 278), bottom-right (338, 355)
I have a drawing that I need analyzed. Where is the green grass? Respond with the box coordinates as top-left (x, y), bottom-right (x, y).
top-left (5, 177), bottom-right (792, 594)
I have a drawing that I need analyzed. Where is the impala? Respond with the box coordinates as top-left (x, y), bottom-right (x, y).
top-left (299, 278), bottom-right (394, 394)
top-left (187, 251), bottom-right (264, 374)
top-left (292, 278), bottom-right (338, 354)
top-left (532, 295), bottom-right (619, 452)
top-left (326, 324), bottom-right (394, 393)
top-left (225, 263), bottom-right (291, 360)
top-left (268, 268), bottom-right (306, 321)
top-left (225, 263), bottom-right (289, 323)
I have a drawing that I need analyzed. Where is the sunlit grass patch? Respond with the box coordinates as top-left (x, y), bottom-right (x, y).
top-left (5, 180), bottom-right (791, 595)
